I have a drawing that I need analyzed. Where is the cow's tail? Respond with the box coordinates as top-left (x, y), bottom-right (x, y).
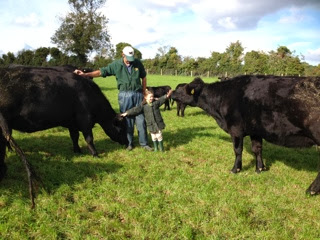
top-left (0, 112), bottom-right (38, 208)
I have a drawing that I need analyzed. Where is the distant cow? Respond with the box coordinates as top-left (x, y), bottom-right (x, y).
top-left (147, 86), bottom-right (172, 110)
top-left (171, 75), bottom-right (320, 195)
top-left (0, 66), bottom-right (128, 206)
top-left (218, 76), bottom-right (230, 81)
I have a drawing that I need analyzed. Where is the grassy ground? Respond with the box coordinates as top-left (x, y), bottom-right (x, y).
top-left (1, 75), bottom-right (320, 239)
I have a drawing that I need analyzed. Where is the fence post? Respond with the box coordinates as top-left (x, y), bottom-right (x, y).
top-left (207, 71), bottom-right (209, 78)
top-left (191, 71), bottom-right (193, 77)
top-left (161, 69), bottom-right (163, 76)
top-left (175, 70), bottom-right (177, 76)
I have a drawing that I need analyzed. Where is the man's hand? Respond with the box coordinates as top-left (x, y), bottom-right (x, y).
top-left (74, 69), bottom-right (84, 75)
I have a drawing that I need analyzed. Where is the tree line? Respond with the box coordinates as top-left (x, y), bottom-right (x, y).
top-left (0, 0), bottom-right (319, 77)
top-left (143, 42), bottom-right (320, 77)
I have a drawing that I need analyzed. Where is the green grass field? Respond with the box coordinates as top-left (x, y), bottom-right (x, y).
top-left (1, 75), bottom-right (320, 239)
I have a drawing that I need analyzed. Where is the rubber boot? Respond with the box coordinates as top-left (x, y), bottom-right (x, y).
top-left (158, 140), bottom-right (164, 152)
top-left (153, 141), bottom-right (158, 152)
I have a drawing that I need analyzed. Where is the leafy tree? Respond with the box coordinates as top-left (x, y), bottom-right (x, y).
top-left (166, 47), bottom-right (181, 70)
top-left (179, 57), bottom-right (197, 75)
top-left (205, 51), bottom-right (222, 76)
top-left (47, 47), bottom-right (69, 66)
top-left (277, 46), bottom-right (291, 59)
top-left (268, 46), bottom-right (305, 76)
top-left (286, 56), bottom-right (304, 76)
top-left (33, 47), bottom-right (50, 66)
top-left (219, 41), bottom-right (244, 76)
top-left (1, 52), bottom-right (16, 66)
top-left (93, 55), bottom-right (113, 68)
top-left (142, 58), bottom-right (160, 74)
top-left (16, 50), bottom-right (34, 65)
top-left (311, 64), bottom-right (320, 76)
top-left (268, 46), bottom-right (292, 75)
top-left (243, 50), bottom-right (269, 74)
top-left (51, 0), bottom-right (110, 65)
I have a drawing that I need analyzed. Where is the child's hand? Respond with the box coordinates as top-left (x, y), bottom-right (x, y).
top-left (120, 112), bottom-right (128, 117)
top-left (167, 89), bottom-right (173, 98)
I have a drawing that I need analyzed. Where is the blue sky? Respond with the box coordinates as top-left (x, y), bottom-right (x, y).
top-left (0, 0), bottom-right (320, 65)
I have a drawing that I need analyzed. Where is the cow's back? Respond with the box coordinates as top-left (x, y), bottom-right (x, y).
top-left (0, 67), bottom-right (111, 132)
top-left (215, 75), bottom-right (320, 147)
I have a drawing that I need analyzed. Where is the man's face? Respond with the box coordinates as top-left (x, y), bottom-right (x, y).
top-left (123, 55), bottom-right (133, 66)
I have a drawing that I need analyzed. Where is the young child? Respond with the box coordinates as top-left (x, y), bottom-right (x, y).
top-left (121, 88), bottom-right (173, 152)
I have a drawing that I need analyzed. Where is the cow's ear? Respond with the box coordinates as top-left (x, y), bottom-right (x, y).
top-left (186, 85), bottom-right (197, 96)
top-left (185, 85), bottom-right (193, 95)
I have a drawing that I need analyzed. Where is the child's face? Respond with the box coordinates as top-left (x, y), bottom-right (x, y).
top-left (145, 93), bottom-right (154, 103)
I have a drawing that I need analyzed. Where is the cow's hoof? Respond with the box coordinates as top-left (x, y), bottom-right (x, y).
top-left (306, 187), bottom-right (319, 196)
top-left (73, 148), bottom-right (82, 154)
top-left (256, 167), bottom-right (267, 174)
top-left (230, 168), bottom-right (241, 174)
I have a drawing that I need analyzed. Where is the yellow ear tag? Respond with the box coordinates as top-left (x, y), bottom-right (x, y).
top-left (191, 89), bottom-right (194, 95)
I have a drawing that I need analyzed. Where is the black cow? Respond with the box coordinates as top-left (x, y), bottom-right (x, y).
top-left (0, 66), bottom-right (128, 206)
top-left (171, 83), bottom-right (197, 117)
top-left (218, 76), bottom-right (230, 81)
top-left (171, 75), bottom-right (320, 195)
top-left (147, 86), bottom-right (172, 110)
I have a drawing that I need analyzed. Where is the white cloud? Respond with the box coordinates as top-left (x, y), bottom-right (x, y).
top-left (278, 7), bottom-right (305, 24)
top-left (0, 0), bottom-right (319, 65)
top-left (14, 13), bottom-right (41, 27)
top-left (305, 48), bottom-right (320, 65)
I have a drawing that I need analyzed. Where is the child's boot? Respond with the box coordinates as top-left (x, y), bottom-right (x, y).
top-left (158, 140), bottom-right (164, 152)
top-left (153, 141), bottom-right (158, 152)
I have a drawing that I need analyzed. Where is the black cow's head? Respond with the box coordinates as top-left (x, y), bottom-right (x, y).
top-left (112, 114), bottom-right (128, 145)
top-left (171, 77), bottom-right (204, 106)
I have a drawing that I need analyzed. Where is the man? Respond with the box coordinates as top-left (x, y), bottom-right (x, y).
top-left (74, 46), bottom-right (152, 151)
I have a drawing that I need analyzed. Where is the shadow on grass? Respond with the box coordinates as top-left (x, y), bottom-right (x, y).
top-left (242, 140), bottom-right (320, 173)
top-left (0, 134), bottom-right (124, 206)
top-left (163, 126), bottom-right (217, 148)
top-left (164, 122), bottom-right (319, 174)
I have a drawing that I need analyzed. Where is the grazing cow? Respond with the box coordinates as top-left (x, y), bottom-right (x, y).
top-left (171, 75), bottom-right (320, 195)
top-left (147, 86), bottom-right (172, 110)
top-left (0, 66), bottom-right (128, 207)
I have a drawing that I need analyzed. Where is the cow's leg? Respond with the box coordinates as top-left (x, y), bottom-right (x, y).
top-left (250, 136), bottom-right (266, 173)
top-left (181, 104), bottom-right (186, 117)
top-left (163, 100), bottom-right (168, 111)
top-left (231, 136), bottom-right (243, 173)
top-left (68, 128), bottom-right (81, 153)
top-left (177, 102), bottom-right (181, 116)
top-left (166, 99), bottom-right (170, 110)
top-left (306, 172), bottom-right (320, 195)
top-left (81, 130), bottom-right (98, 157)
top-left (0, 134), bottom-right (7, 181)
top-left (0, 113), bottom-right (36, 208)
